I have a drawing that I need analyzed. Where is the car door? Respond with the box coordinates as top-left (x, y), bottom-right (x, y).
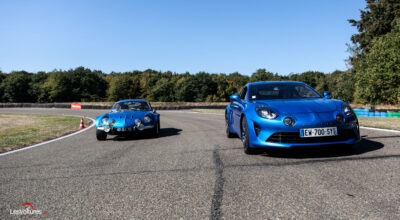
top-left (231, 86), bottom-right (247, 135)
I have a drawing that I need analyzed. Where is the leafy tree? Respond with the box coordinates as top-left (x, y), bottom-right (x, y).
top-left (40, 67), bottom-right (107, 102)
top-left (227, 72), bottom-right (250, 93)
top-left (139, 69), bottom-right (162, 100)
top-left (29, 72), bottom-right (48, 102)
top-left (150, 77), bottom-right (176, 102)
top-left (0, 72), bottom-right (5, 102)
top-left (74, 68), bottom-right (107, 101)
top-left (289, 71), bottom-right (327, 94)
top-left (192, 72), bottom-right (218, 102)
top-left (348, 0), bottom-right (400, 61)
top-left (354, 21), bottom-right (400, 104)
top-left (0, 71), bottom-right (34, 102)
top-left (107, 74), bottom-right (141, 101)
top-left (250, 69), bottom-right (275, 82)
top-left (325, 70), bottom-right (356, 103)
top-left (174, 74), bottom-right (198, 102)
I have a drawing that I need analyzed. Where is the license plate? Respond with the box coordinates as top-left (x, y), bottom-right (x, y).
top-left (300, 127), bottom-right (337, 138)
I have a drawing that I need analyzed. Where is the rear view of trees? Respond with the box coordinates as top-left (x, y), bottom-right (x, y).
top-left (0, 67), bottom-right (358, 103)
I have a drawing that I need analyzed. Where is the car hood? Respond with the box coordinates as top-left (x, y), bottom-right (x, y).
top-left (108, 111), bottom-right (151, 126)
top-left (256, 99), bottom-right (337, 113)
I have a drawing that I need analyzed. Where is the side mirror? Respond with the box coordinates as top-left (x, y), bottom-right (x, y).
top-left (152, 109), bottom-right (157, 113)
top-left (324, 91), bottom-right (331, 99)
top-left (230, 94), bottom-right (240, 102)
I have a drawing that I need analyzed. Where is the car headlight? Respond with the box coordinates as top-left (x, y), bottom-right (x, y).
top-left (134, 119), bottom-right (141, 126)
top-left (101, 116), bottom-right (109, 124)
top-left (342, 103), bottom-right (353, 116)
top-left (109, 119), bottom-right (116, 126)
top-left (256, 106), bottom-right (278, 119)
top-left (143, 116), bottom-right (151, 123)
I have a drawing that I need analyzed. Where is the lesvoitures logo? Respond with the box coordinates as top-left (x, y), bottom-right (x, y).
top-left (10, 202), bottom-right (48, 215)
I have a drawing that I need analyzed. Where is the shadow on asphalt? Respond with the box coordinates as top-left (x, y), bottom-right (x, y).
top-left (110, 128), bottom-right (182, 141)
top-left (259, 138), bottom-right (384, 159)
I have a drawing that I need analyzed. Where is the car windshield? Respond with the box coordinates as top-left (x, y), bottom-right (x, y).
top-left (249, 83), bottom-right (322, 100)
top-left (111, 101), bottom-right (151, 112)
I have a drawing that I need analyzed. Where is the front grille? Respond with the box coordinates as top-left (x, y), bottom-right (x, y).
top-left (267, 129), bottom-right (357, 144)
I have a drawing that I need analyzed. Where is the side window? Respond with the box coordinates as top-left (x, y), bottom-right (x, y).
top-left (239, 87), bottom-right (247, 100)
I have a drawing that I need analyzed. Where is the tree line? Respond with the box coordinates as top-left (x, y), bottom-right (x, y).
top-left (0, 0), bottom-right (399, 105)
top-left (0, 67), bottom-right (356, 103)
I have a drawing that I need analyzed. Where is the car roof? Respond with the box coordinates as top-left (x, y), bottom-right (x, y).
top-left (246, 81), bottom-right (305, 87)
top-left (117, 99), bottom-right (148, 103)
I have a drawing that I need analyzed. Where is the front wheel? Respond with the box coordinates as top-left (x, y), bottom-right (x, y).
top-left (225, 112), bottom-right (235, 138)
top-left (152, 119), bottom-right (160, 137)
top-left (241, 116), bottom-right (256, 154)
top-left (96, 129), bottom-right (107, 141)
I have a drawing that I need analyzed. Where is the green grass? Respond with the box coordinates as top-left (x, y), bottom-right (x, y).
top-left (0, 114), bottom-right (91, 153)
top-left (191, 109), bottom-right (400, 131)
top-left (358, 117), bottom-right (400, 131)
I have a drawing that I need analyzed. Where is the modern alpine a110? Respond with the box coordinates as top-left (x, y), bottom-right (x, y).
top-left (95, 99), bottom-right (160, 140)
top-left (225, 81), bottom-right (360, 154)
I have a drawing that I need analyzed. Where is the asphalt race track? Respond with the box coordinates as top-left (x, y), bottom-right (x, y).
top-left (1, 108), bottom-right (399, 219)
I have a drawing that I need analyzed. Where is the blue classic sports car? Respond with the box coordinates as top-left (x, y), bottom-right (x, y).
top-left (225, 81), bottom-right (360, 154)
top-left (95, 99), bottom-right (160, 140)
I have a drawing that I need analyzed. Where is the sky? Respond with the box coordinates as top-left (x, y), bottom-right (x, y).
top-left (0, 0), bottom-right (366, 75)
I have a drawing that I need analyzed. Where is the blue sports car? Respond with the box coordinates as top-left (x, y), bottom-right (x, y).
top-left (95, 99), bottom-right (160, 140)
top-left (225, 81), bottom-right (360, 154)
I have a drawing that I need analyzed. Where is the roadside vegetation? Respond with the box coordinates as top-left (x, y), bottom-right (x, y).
top-left (0, 114), bottom-right (91, 153)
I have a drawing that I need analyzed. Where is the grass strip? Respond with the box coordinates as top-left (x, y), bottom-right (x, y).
top-left (0, 114), bottom-right (91, 153)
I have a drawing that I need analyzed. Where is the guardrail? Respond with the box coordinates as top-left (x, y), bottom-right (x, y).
top-left (1, 103), bottom-right (399, 117)
top-left (353, 108), bottom-right (400, 118)
top-left (0, 103), bottom-right (227, 110)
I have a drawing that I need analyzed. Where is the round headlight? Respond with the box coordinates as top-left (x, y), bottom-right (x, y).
top-left (138, 123), bottom-right (145, 131)
top-left (342, 103), bottom-right (353, 116)
top-left (134, 119), bottom-right (141, 126)
top-left (256, 106), bottom-right (278, 119)
top-left (101, 117), bottom-right (109, 124)
top-left (109, 119), bottom-right (116, 126)
top-left (143, 116), bottom-right (152, 123)
top-left (283, 117), bottom-right (295, 126)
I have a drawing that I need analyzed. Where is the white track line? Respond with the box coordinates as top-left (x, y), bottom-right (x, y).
top-left (0, 116), bottom-right (95, 157)
top-left (360, 126), bottom-right (400, 133)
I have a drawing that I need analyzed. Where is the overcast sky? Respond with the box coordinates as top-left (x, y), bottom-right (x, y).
top-left (0, 0), bottom-right (366, 75)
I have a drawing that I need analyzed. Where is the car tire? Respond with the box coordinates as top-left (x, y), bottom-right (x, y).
top-left (96, 129), bottom-right (107, 141)
top-left (225, 112), bottom-right (235, 138)
top-left (152, 119), bottom-right (160, 137)
top-left (241, 115), bottom-right (256, 154)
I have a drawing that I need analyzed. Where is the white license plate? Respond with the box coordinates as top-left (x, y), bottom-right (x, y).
top-left (300, 127), bottom-right (337, 138)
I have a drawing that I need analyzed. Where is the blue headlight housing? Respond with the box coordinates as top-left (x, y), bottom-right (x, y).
top-left (341, 103), bottom-right (353, 116)
top-left (256, 106), bottom-right (278, 119)
top-left (101, 116), bottom-right (109, 124)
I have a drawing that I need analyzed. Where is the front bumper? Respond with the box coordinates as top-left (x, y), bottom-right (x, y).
top-left (247, 114), bottom-right (361, 148)
top-left (97, 124), bottom-right (154, 134)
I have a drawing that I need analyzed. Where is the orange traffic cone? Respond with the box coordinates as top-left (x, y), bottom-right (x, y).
top-left (79, 117), bottom-right (85, 129)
